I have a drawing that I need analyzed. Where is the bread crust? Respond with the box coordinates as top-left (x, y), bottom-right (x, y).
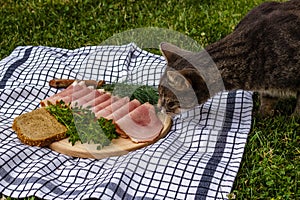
top-left (12, 108), bottom-right (67, 147)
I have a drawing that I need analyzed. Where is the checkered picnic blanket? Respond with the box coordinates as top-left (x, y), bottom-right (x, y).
top-left (0, 43), bottom-right (253, 199)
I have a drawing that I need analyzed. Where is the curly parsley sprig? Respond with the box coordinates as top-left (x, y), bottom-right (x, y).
top-left (46, 101), bottom-right (118, 150)
top-left (99, 83), bottom-right (159, 105)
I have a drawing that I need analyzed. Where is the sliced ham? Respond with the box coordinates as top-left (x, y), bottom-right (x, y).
top-left (41, 84), bottom-right (83, 106)
top-left (70, 89), bottom-right (104, 107)
top-left (95, 97), bottom-right (130, 118)
top-left (81, 93), bottom-right (111, 109)
top-left (60, 86), bottom-right (92, 105)
top-left (91, 96), bottom-right (119, 113)
top-left (106, 99), bottom-right (141, 121)
top-left (41, 81), bottom-right (165, 143)
top-left (116, 102), bottom-right (163, 143)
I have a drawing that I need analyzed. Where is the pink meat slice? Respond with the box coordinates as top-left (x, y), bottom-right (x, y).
top-left (91, 96), bottom-right (119, 114)
top-left (116, 102), bottom-right (163, 143)
top-left (95, 97), bottom-right (130, 118)
top-left (40, 84), bottom-right (83, 106)
top-left (106, 99), bottom-right (141, 121)
top-left (60, 86), bottom-right (92, 105)
top-left (81, 93), bottom-right (111, 109)
top-left (48, 84), bottom-right (75, 101)
top-left (70, 89), bottom-right (104, 107)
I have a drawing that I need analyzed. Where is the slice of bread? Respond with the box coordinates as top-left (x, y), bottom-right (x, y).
top-left (12, 107), bottom-right (67, 147)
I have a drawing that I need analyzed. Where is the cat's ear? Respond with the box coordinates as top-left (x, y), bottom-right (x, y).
top-left (160, 42), bottom-right (188, 65)
top-left (166, 70), bottom-right (191, 91)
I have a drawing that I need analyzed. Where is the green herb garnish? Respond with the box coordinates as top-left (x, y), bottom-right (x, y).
top-left (99, 83), bottom-right (159, 105)
top-left (46, 101), bottom-right (118, 150)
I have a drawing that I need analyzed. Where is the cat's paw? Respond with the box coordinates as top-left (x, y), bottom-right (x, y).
top-left (258, 106), bottom-right (276, 117)
top-left (258, 92), bottom-right (279, 117)
top-left (291, 107), bottom-right (300, 117)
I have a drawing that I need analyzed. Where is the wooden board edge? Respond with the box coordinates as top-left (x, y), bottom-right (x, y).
top-left (49, 112), bottom-right (172, 159)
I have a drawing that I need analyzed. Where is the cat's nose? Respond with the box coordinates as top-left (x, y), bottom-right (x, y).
top-left (157, 98), bottom-right (162, 109)
top-left (157, 98), bottom-right (167, 113)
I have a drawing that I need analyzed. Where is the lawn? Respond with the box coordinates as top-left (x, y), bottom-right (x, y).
top-left (0, 0), bottom-right (299, 199)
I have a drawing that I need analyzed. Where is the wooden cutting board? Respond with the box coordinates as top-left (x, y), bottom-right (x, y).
top-left (49, 112), bottom-right (172, 159)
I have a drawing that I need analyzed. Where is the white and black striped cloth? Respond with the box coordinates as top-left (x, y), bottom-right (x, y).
top-left (0, 43), bottom-right (253, 199)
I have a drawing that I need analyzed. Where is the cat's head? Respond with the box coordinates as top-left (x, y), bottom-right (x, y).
top-left (158, 42), bottom-right (210, 115)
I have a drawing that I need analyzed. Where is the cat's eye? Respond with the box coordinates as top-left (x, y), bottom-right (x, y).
top-left (167, 101), bottom-right (177, 109)
top-left (167, 101), bottom-right (174, 107)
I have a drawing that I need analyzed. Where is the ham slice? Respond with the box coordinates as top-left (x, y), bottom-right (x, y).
top-left (95, 97), bottom-right (130, 118)
top-left (116, 103), bottom-right (163, 143)
top-left (60, 85), bottom-right (92, 105)
top-left (106, 99), bottom-right (141, 121)
top-left (41, 84), bottom-right (83, 106)
top-left (81, 93), bottom-right (111, 109)
top-left (70, 89), bottom-right (104, 107)
top-left (91, 96), bottom-right (119, 113)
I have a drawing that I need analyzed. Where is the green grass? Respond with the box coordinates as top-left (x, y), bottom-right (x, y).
top-left (232, 94), bottom-right (300, 199)
top-left (1, 0), bottom-right (299, 199)
top-left (0, 0), bottom-right (259, 59)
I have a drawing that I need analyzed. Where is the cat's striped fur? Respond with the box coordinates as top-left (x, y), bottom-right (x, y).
top-left (158, 0), bottom-right (300, 115)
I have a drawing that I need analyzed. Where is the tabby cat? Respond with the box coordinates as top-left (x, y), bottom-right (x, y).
top-left (158, 0), bottom-right (300, 116)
